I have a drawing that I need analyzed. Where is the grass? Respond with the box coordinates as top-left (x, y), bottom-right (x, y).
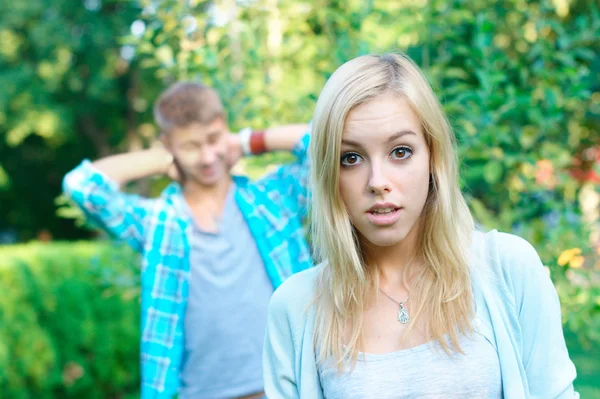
top-left (566, 331), bottom-right (600, 397)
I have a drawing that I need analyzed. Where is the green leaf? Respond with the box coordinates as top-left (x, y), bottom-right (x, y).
top-left (483, 161), bottom-right (503, 184)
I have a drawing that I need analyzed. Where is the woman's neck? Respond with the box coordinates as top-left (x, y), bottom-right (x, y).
top-left (364, 224), bottom-right (422, 289)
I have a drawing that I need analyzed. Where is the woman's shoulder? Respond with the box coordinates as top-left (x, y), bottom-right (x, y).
top-left (479, 229), bottom-right (542, 267)
top-left (269, 264), bottom-right (322, 321)
top-left (479, 228), bottom-right (540, 259)
top-left (473, 229), bottom-right (548, 296)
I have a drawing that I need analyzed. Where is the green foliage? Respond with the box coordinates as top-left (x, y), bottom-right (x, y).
top-left (0, 242), bottom-right (140, 398)
top-left (0, 0), bottom-right (144, 240)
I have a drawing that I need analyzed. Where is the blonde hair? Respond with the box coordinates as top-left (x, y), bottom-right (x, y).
top-left (310, 53), bottom-right (475, 370)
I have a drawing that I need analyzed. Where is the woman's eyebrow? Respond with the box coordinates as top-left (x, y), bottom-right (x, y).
top-left (385, 130), bottom-right (417, 143)
top-left (341, 130), bottom-right (416, 147)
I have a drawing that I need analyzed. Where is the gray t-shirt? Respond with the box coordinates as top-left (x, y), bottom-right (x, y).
top-left (179, 185), bottom-right (274, 399)
top-left (319, 332), bottom-right (502, 399)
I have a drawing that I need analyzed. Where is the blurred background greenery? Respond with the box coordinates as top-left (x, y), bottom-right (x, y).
top-left (0, 0), bottom-right (598, 397)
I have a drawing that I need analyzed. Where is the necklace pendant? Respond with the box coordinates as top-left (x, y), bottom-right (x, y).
top-left (398, 304), bottom-right (410, 324)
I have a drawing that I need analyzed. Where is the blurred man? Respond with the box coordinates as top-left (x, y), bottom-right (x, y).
top-left (63, 82), bottom-right (312, 399)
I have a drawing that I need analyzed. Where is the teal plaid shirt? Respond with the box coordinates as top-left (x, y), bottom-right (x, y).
top-left (63, 132), bottom-right (313, 398)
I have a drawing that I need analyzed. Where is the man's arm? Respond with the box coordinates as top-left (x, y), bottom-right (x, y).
top-left (240, 123), bottom-right (311, 220)
top-left (264, 124), bottom-right (310, 152)
top-left (63, 147), bottom-right (173, 252)
top-left (92, 147), bottom-right (175, 185)
top-left (235, 124), bottom-right (309, 157)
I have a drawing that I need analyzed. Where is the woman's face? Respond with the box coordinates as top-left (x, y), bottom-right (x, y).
top-left (338, 92), bottom-right (431, 249)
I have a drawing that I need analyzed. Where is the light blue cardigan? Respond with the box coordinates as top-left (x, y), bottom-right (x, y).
top-left (263, 230), bottom-right (579, 398)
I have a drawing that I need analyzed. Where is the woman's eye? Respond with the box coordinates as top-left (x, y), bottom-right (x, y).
top-left (341, 153), bottom-right (363, 166)
top-left (391, 146), bottom-right (413, 160)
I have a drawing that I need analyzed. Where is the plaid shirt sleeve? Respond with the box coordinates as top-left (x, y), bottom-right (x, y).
top-left (62, 160), bottom-right (156, 252)
top-left (259, 128), bottom-right (311, 220)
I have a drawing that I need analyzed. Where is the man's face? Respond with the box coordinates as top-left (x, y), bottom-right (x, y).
top-left (165, 118), bottom-right (230, 187)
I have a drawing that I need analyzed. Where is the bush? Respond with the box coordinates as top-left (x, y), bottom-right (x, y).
top-left (0, 242), bottom-right (140, 398)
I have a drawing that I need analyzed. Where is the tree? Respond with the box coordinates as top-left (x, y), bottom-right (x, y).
top-left (0, 0), bottom-right (144, 240)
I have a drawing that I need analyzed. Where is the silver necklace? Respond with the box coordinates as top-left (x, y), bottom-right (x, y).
top-left (379, 289), bottom-right (410, 324)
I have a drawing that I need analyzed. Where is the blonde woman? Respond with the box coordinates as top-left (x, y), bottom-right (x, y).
top-left (263, 53), bottom-right (578, 399)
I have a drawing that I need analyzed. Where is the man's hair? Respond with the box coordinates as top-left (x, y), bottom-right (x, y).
top-left (153, 82), bottom-right (225, 132)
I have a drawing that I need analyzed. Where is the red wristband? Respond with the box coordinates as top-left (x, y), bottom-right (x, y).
top-left (249, 131), bottom-right (267, 154)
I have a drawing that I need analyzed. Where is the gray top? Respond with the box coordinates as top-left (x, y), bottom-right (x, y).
top-left (318, 332), bottom-right (502, 399)
top-left (179, 185), bottom-right (274, 399)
